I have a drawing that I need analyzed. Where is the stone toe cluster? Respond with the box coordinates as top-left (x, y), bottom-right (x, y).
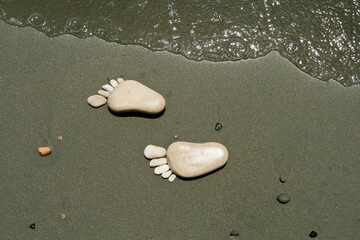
top-left (87, 77), bottom-right (124, 108)
top-left (144, 145), bottom-right (176, 183)
top-left (87, 78), bottom-right (166, 114)
top-left (144, 142), bottom-right (228, 182)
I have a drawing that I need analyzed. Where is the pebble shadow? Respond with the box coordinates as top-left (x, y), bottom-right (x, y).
top-left (177, 163), bottom-right (228, 181)
top-left (107, 107), bottom-right (166, 119)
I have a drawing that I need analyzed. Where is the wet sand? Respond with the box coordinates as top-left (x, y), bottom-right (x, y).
top-left (1, 21), bottom-right (359, 239)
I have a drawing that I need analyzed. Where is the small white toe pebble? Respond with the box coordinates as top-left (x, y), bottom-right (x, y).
top-left (162, 170), bottom-right (172, 179)
top-left (110, 79), bottom-right (119, 88)
top-left (168, 174), bottom-right (176, 182)
top-left (117, 78), bottom-right (125, 84)
top-left (149, 158), bottom-right (167, 167)
top-left (102, 84), bottom-right (114, 92)
top-left (97, 90), bottom-right (110, 98)
top-left (144, 145), bottom-right (167, 159)
top-left (154, 164), bottom-right (169, 175)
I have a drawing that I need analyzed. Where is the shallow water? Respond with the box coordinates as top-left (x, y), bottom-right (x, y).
top-left (0, 0), bottom-right (359, 86)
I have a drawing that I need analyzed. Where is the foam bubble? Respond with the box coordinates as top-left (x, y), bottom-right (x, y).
top-left (352, 71), bottom-right (360, 84)
top-left (333, 71), bottom-right (349, 86)
top-left (170, 40), bottom-right (184, 53)
top-left (95, 28), bottom-right (106, 36)
top-left (204, 53), bottom-right (222, 61)
top-left (7, 17), bottom-right (24, 26)
top-left (109, 35), bottom-right (119, 41)
top-left (296, 57), bottom-right (305, 67)
top-left (282, 40), bottom-right (300, 55)
top-left (42, 25), bottom-right (51, 32)
top-left (27, 13), bottom-right (45, 27)
top-left (0, 8), bottom-right (6, 19)
top-left (65, 17), bottom-right (83, 33)
top-left (224, 39), bottom-right (248, 59)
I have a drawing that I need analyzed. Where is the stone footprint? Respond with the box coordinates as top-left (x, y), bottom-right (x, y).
top-left (87, 78), bottom-right (166, 114)
top-left (144, 142), bottom-right (229, 182)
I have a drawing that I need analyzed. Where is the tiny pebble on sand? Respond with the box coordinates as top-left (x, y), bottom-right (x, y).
top-left (309, 231), bottom-right (318, 238)
top-left (215, 122), bottom-right (223, 131)
top-left (229, 230), bottom-right (240, 236)
top-left (38, 147), bottom-right (51, 156)
top-left (277, 193), bottom-right (291, 204)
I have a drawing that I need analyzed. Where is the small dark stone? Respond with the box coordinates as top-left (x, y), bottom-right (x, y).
top-left (29, 223), bottom-right (35, 229)
top-left (279, 177), bottom-right (286, 183)
top-left (215, 123), bottom-right (223, 131)
top-left (309, 231), bottom-right (318, 238)
top-left (277, 193), bottom-right (290, 204)
top-left (229, 230), bottom-right (239, 236)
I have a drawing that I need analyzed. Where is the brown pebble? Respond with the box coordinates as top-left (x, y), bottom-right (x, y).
top-left (61, 213), bottom-right (66, 220)
top-left (38, 147), bottom-right (51, 156)
top-left (57, 136), bottom-right (63, 141)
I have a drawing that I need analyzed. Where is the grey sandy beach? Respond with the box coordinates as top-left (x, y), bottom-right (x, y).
top-left (1, 21), bottom-right (360, 239)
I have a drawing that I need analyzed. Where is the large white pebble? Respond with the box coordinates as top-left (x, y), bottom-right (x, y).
top-left (167, 142), bottom-right (228, 178)
top-left (117, 78), bottom-right (125, 84)
top-left (162, 170), bottom-right (172, 179)
top-left (107, 80), bottom-right (166, 114)
top-left (154, 164), bottom-right (169, 175)
top-left (168, 174), bottom-right (176, 182)
top-left (97, 90), bottom-right (110, 98)
top-left (110, 79), bottom-right (119, 88)
top-left (87, 95), bottom-right (107, 107)
top-left (149, 158), bottom-right (167, 167)
top-left (102, 84), bottom-right (114, 92)
top-left (144, 145), bottom-right (166, 159)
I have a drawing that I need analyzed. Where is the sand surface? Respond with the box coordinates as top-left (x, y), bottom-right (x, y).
top-left (1, 21), bottom-right (360, 239)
